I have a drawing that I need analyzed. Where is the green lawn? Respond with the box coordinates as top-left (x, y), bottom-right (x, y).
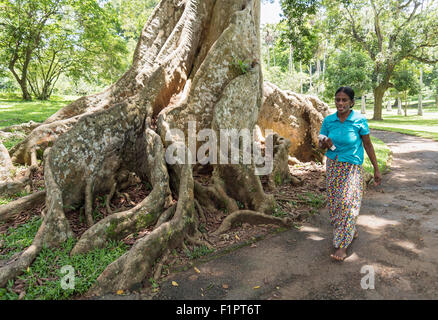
top-left (367, 112), bottom-right (438, 142)
top-left (0, 94), bottom-right (75, 129)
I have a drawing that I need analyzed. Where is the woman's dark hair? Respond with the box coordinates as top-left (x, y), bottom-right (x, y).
top-left (335, 86), bottom-right (355, 108)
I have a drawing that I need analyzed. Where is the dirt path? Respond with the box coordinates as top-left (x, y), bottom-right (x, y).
top-left (99, 130), bottom-right (438, 300)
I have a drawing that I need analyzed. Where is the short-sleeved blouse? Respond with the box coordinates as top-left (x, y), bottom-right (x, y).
top-left (319, 110), bottom-right (370, 165)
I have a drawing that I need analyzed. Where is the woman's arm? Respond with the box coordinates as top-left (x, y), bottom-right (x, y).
top-left (361, 134), bottom-right (382, 185)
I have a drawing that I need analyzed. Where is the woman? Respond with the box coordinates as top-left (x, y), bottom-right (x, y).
top-left (319, 86), bottom-right (381, 261)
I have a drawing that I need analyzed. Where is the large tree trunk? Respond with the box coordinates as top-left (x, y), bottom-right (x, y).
top-left (1, 0), bottom-right (294, 294)
top-left (372, 84), bottom-right (386, 120)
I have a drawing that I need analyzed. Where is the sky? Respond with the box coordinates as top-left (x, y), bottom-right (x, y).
top-left (260, 0), bottom-right (283, 25)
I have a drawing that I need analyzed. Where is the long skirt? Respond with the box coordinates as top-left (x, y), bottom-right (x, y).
top-left (326, 157), bottom-right (363, 249)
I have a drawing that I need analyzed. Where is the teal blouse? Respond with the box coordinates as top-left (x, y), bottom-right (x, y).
top-left (319, 110), bottom-right (370, 165)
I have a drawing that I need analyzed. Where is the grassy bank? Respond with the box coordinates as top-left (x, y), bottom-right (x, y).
top-left (363, 136), bottom-right (391, 175)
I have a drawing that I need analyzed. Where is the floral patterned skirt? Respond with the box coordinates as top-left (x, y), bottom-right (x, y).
top-left (326, 157), bottom-right (363, 249)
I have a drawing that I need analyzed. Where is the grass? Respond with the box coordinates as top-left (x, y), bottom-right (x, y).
top-left (363, 136), bottom-right (391, 175)
top-left (0, 216), bottom-right (42, 260)
top-left (184, 245), bottom-right (215, 260)
top-left (0, 224), bottom-right (128, 300)
top-left (0, 93), bottom-right (75, 129)
top-left (367, 112), bottom-right (438, 142)
top-left (0, 207), bottom-right (128, 300)
top-left (298, 192), bottom-right (326, 209)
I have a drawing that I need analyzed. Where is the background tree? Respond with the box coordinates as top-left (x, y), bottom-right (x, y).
top-left (281, 0), bottom-right (438, 120)
top-left (393, 61), bottom-right (420, 116)
top-left (0, 0), bottom-right (128, 100)
top-left (324, 49), bottom-right (373, 109)
top-left (423, 64), bottom-right (438, 108)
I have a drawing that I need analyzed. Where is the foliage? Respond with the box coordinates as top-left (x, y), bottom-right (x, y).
top-left (0, 0), bottom-right (159, 100)
top-left (232, 56), bottom-right (251, 74)
top-left (280, 0), bottom-right (438, 119)
top-left (324, 49), bottom-right (373, 100)
top-left (279, 0), bottom-right (321, 64)
top-left (263, 65), bottom-right (308, 92)
top-left (393, 64), bottom-right (420, 97)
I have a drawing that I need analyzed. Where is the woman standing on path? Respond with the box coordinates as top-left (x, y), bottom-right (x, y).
top-left (319, 86), bottom-right (382, 261)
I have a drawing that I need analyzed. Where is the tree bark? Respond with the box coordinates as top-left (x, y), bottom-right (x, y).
top-left (372, 85), bottom-right (386, 120)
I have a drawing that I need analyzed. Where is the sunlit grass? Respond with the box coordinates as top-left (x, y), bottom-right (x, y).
top-left (367, 111), bottom-right (438, 142)
top-left (363, 136), bottom-right (391, 175)
top-left (0, 94), bottom-right (76, 129)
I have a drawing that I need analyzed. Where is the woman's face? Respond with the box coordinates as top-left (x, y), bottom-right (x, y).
top-left (335, 91), bottom-right (352, 115)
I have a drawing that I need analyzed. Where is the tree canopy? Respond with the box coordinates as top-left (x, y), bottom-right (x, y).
top-left (280, 0), bottom-right (438, 119)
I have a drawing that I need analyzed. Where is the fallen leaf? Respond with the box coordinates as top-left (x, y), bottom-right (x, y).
top-left (194, 267), bottom-right (201, 273)
top-left (235, 234), bottom-right (240, 240)
top-left (172, 281), bottom-right (179, 287)
top-left (253, 286), bottom-right (261, 289)
top-left (222, 284), bottom-right (229, 289)
top-left (116, 290), bottom-right (124, 295)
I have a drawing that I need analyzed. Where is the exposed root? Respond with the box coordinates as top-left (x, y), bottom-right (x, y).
top-left (155, 203), bottom-right (177, 228)
top-left (0, 240), bottom-right (43, 287)
top-left (105, 182), bottom-right (117, 214)
top-left (0, 150), bottom-right (73, 287)
top-left (153, 249), bottom-right (170, 281)
top-left (0, 191), bottom-right (45, 222)
top-left (0, 121), bottom-right (41, 135)
top-left (194, 199), bottom-right (206, 224)
top-left (71, 129), bottom-right (172, 255)
top-left (267, 133), bottom-right (292, 190)
top-left (87, 164), bottom-right (195, 295)
top-left (194, 180), bottom-right (238, 213)
top-left (185, 233), bottom-right (214, 251)
top-left (84, 179), bottom-right (94, 227)
top-left (0, 178), bottom-right (30, 197)
top-left (212, 210), bottom-right (292, 236)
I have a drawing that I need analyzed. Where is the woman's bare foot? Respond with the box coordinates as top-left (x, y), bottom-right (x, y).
top-left (330, 247), bottom-right (347, 261)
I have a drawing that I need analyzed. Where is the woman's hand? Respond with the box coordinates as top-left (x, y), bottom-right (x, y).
top-left (319, 137), bottom-right (334, 149)
top-left (373, 168), bottom-right (382, 186)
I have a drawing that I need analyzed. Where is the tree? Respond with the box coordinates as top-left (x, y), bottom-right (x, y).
top-left (393, 62), bottom-right (420, 116)
top-left (1, 0), bottom-right (318, 294)
top-left (423, 64), bottom-right (438, 108)
top-left (326, 0), bottom-right (438, 120)
top-left (281, 0), bottom-right (438, 120)
top-left (279, 0), bottom-right (321, 65)
top-left (0, 0), bottom-right (128, 100)
top-left (324, 49), bottom-right (373, 102)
